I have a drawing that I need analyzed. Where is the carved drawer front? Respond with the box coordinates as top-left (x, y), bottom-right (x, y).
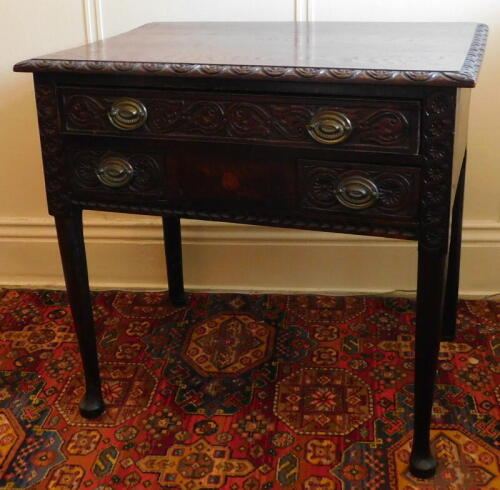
top-left (60, 87), bottom-right (420, 155)
top-left (298, 160), bottom-right (420, 221)
top-left (69, 148), bottom-right (165, 200)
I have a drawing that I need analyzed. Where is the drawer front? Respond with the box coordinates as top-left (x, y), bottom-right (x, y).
top-left (60, 88), bottom-right (420, 155)
top-left (67, 142), bottom-right (419, 237)
top-left (298, 160), bottom-right (420, 220)
top-left (69, 148), bottom-right (165, 200)
top-left (171, 146), bottom-right (419, 222)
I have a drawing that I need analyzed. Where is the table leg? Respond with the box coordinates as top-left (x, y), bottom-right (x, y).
top-left (409, 244), bottom-right (447, 478)
top-left (442, 157), bottom-right (466, 341)
top-left (54, 211), bottom-right (105, 419)
top-left (162, 216), bottom-right (186, 306)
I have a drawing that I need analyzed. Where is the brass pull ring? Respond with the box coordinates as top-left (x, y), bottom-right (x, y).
top-left (96, 156), bottom-right (134, 188)
top-left (108, 98), bottom-right (147, 131)
top-left (307, 110), bottom-right (353, 145)
top-left (336, 176), bottom-right (379, 209)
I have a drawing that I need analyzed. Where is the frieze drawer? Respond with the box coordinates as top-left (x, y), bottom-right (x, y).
top-left (60, 87), bottom-right (421, 155)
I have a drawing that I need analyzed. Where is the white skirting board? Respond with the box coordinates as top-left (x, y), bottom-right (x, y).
top-left (0, 216), bottom-right (499, 298)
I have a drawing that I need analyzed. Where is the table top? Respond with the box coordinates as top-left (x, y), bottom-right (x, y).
top-left (14, 22), bottom-right (488, 87)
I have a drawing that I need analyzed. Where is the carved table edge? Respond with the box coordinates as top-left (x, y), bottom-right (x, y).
top-left (13, 25), bottom-right (488, 88)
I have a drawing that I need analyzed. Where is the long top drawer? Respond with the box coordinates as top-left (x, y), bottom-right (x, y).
top-left (60, 87), bottom-right (421, 155)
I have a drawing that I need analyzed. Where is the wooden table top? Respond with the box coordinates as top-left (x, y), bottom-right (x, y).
top-left (14, 22), bottom-right (488, 87)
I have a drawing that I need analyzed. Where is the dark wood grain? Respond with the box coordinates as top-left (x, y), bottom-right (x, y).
top-left (411, 244), bottom-right (448, 478)
top-left (14, 22), bottom-right (488, 87)
top-left (54, 211), bottom-right (104, 418)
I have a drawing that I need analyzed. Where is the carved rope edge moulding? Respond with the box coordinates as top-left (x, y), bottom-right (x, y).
top-left (14, 24), bottom-right (488, 88)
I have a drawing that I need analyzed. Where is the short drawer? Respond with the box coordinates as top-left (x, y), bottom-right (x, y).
top-left (69, 148), bottom-right (166, 200)
top-left (170, 143), bottom-right (420, 224)
top-left (60, 87), bottom-right (421, 155)
top-left (297, 159), bottom-right (420, 221)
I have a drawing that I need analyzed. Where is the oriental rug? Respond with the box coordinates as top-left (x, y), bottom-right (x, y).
top-left (0, 289), bottom-right (498, 489)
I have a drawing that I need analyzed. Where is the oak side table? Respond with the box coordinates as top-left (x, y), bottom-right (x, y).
top-left (15, 22), bottom-right (488, 478)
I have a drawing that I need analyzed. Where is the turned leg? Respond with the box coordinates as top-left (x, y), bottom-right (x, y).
top-left (409, 244), bottom-right (447, 478)
top-left (162, 216), bottom-right (186, 307)
top-left (54, 211), bottom-right (105, 418)
top-left (442, 157), bottom-right (466, 341)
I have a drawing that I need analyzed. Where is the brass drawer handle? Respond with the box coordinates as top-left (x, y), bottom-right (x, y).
top-left (307, 110), bottom-right (353, 144)
top-left (108, 98), bottom-right (147, 130)
top-left (336, 176), bottom-right (379, 209)
top-left (96, 156), bottom-right (134, 188)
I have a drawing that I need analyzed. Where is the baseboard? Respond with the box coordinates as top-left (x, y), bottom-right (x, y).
top-left (1, 216), bottom-right (499, 243)
top-left (0, 216), bottom-right (499, 297)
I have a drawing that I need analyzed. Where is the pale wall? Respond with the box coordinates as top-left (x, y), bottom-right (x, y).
top-left (0, 0), bottom-right (499, 296)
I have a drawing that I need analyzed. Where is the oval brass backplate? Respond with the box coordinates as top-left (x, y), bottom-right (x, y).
top-left (336, 176), bottom-right (379, 209)
top-left (108, 98), bottom-right (147, 131)
top-left (96, 156), bottom-right (134, 188)
top-left (307, 110), bottom-right (353, 145)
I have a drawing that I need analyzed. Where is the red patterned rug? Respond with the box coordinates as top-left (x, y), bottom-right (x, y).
top-left (0, 289), bottom-right (498, 489)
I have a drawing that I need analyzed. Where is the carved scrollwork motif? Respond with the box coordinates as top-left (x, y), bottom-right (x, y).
top-left (186, 101), bottom-right (226, 135)
top-left (62, 92), bottom-right (417, 153)
top-left (270, 105), bottom-right (311, 140)
top-left (65, 95), bottom-right (108, 130)
top-left (419, 90), bottom-right (456, 249)
top-left (299, 163), bottom-right (418, 218)
top-left (147, 100), bottom-right (185, 133)
top-left (358, 111), bottom-right (409, 146)
top-left (226, 103), bottom-right (272, 138)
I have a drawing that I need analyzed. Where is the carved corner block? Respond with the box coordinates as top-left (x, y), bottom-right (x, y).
top-left (33, 75), bottom-right (70, 216)
top-left (419, 89), bottom-right (457, 250)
